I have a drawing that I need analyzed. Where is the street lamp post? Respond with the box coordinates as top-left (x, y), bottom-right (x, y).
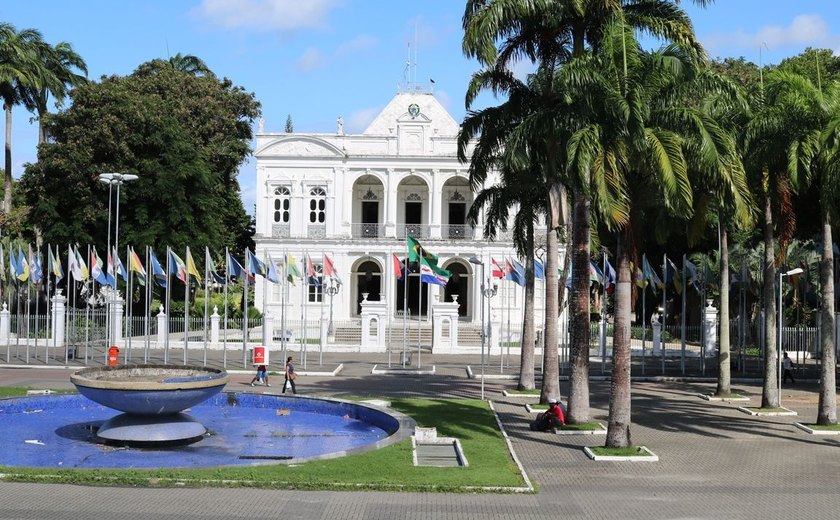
top-left (469, 256), bottom-right (497, 400)
top-left (325, 278), bottom-right (341, 336)
top-left (778, 267), bottom-right (803, 407)
top-left (99, 173), bottom-right (139, 351)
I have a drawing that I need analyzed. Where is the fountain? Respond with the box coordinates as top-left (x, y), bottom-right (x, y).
top-left (70, 364), bottom-right (228, 444)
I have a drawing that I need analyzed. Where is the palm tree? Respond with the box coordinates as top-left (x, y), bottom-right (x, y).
top-left (24, 40), bottom-right (87, 144)
top-left (462, 0), bottom-right (712, 423)
top-left (167, 53), bottom-right (212, 76)
top-left (459, 64), bottom-right (561, 396)
top-left (0, 23), bottom-right (43, 215)
top-left (746, 71), bottom-right (820, 408)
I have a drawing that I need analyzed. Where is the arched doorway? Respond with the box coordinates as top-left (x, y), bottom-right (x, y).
top-left (395, 265), bottom-right (429, 318)
top-left (443, 261), bottom-right (469, 318)
top-left (354, 259), bottom-right (382, 315)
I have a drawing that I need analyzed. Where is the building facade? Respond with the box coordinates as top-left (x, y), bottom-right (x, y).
top-left (253, 89), bottom-right (546, 342)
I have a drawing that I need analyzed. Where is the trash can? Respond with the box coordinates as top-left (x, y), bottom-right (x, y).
top-left (252, 345), bottom-right (269, 366)
top-left (107, 345), bottom-right (120, 366)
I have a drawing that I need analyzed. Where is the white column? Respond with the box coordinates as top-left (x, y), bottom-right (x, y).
top-left (386, 168), bottom-right (397, 237)
top-left (51, 291), bottom-right (67, 348)
top-left (263, 314), bottom-right (274, 348)
top-left (157, 305), bottom-right (167, 348)
top-left (108, 292), bottom-right (123, 345)
top-left (704, 299), bottom-right (718, 356)
top-left (341, 168), bottom-right (352, 233)
top-left (0, 302), bottom-right (10, 345)
top-left (256, 166), bottom-right (267, 236)
top-left (429, 169), bottom-right (441, 239)
top-left (652, 321), bottom-right (662, 354)
top-left (211, 306), bottom-right (220, 345)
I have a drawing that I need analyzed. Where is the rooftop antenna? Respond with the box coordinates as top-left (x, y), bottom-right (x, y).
top-left (413, 23), bottom-right (418, 89)
top-left (404, 41), bottom-right (410, 87)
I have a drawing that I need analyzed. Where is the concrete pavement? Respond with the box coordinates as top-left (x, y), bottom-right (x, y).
top-left (1, 352), bottom-right (838, 519)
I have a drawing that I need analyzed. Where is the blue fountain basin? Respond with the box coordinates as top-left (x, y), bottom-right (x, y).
top-left (70, 365), bottom-right (228, 415)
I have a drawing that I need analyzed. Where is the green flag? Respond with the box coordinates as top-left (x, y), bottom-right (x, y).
top-left (407, 236), bottom-right (437, 265)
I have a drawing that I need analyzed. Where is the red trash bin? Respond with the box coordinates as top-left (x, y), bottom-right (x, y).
top-left (107, 345), bottom-right (120, 366)
top-left (252, 346), bottom-right (269, 366)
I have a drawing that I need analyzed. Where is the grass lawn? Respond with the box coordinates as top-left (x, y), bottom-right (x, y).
top-left (0, 387), bottom-right (73, 398)
top-left (588, 446), bottom-right (648, 457)
top-left (801, 423), bottom-right (840, 431)
top-left (0, 397), bottom-right (528, 492)
top-left (558, 422), bottom-right (603, 431)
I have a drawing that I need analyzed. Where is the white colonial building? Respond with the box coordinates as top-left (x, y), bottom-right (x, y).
top-left (253, 87), bottom-right (549, 350)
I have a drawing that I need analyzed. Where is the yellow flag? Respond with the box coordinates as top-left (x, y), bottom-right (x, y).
top-left (186, 248), bottom-right (202, 282)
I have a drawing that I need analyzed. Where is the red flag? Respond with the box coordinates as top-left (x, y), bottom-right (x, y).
top-left (306, 254), bottom-right (317, 278)
top-left (323, 254), bottom-right (336, 278)
top-left (392, 254), bottom-right (403, 280)
top-left (491, 258), bottom-right (504, 279)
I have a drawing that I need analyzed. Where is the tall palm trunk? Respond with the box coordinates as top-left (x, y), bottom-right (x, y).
top-left (541, 223), bottom-right (561, 403)
top-left (519, 224), bottom-right (536, 390)
top-left (716, 224), bottom-right (731, 396)
top-left (567, 184), bottom-right (591, 422)
top-left (817, 212), bottom-right (836, 425)
top-left (606, 233), bottom-right (631, 447)
top-left (4, 102), bottom-right (12, 215)
top-left (761, 189), bottom-right (779, 408)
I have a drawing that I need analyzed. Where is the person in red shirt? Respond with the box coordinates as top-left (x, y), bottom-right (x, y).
top-left (546, 400), bottom-right (565, 429)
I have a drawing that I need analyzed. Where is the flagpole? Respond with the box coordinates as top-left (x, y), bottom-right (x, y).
top-left (262, 254), bottom-right (268, 347)
top-left (126, 246), bottom-right (132, 363)
top-left (303, 254), bottom-right (308, 370)
top-left (165, 246), bottom-right (171, 363)
top-left (417, 265), bottom-right (422, 369)
top-left (34, 246), bottom-right (41, 363)
top-left (204, 248), bottom-right (210, 366)
top-left (183, 246), bottom-right (190, 365)
top-left (403, 256), bottom-right (407, 367)
top-left (662, 253), bottom-right (667, 374)
top-left (45, 245), bottom-right (52, 364)
top-left (242, 251), bottom-right (249, 368)
top-left (281, 251), bottom-right (287, 364)
top-left (84, 245), bottom-right (90, 363)
top-left (144, 246), bottom-right (151, 363)
top-left (681, 254), bottom-right (687, 375)
top-left (223, 247), bottom-right (229, 368)
top-left (641, 277), bottom-right (647, 376)
top-left (500, 274), bottom-right (506, 373)
top-left (299, 256), bottom-right (305, 366)
top-left (26, 247), bottom-right (32, 364)
top-left (601, 249), bottom-right (608, 375)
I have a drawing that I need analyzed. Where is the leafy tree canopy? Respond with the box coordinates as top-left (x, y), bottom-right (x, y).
top-left (20, 58), bottom-right (260, 255)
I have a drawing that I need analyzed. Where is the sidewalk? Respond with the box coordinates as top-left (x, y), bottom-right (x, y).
top-left (0, 355), bottom-right (836, 519)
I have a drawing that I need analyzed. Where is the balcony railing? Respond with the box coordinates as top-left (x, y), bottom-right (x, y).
top-left (443, 224), bottom-right (472, 240)
top-left (397, 224), bottom-right (429, 239)
top-left (352, 222), bottom-right (385, 239)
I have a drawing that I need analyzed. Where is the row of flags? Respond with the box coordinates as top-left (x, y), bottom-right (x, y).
top-left (0, 243), bottom-right (341, 291)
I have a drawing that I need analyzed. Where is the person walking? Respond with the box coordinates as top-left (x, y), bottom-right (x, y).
top-left (283, 356), bottom-right (297, 394)
top-left (249, 365), bottom-right (270, 387)
top-left (782, 351), bottom-right (796, 385)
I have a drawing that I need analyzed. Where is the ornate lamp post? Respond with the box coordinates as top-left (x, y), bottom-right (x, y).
top-left (469, 256), bottom-right (497, 400)
top-left (325, 277), bottom-right (341, 336)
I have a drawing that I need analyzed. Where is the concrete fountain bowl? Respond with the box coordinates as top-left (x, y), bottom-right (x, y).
top-left (70, 364), bottom-right (229, 443)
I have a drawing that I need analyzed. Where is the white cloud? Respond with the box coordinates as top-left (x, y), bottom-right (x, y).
top-left (192, 0), bottom-right (341, 33)
top-left (295, 48), bottom-right (325, 72)
top-left (336, 34), bottom-right (378, 57)
top-left (346, 107), bottom-right (381, 133)
top-left (704, 14), bottom-right (840, 54)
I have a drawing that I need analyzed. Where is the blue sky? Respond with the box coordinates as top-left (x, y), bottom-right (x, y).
top-left (5, 0), bottom-right (840, 214)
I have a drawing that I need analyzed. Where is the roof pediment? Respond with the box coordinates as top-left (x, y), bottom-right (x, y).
top-left (256, 136), bottom-right (344, 158)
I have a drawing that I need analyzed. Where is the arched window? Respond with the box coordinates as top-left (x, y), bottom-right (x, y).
top-left (309, 187), bottom-right (326, 224)
top-left (273, 187), bottom-right (291, 223)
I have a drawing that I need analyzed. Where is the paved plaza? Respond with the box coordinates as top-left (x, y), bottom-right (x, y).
top-left (1, 351), bottom-right (839, 519)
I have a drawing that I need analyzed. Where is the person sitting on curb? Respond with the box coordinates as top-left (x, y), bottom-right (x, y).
top-left (530, 399), bottom-right (566, 431)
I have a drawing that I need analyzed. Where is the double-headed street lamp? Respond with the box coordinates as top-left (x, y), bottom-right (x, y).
top-left (469, 255), bottom-right (497, 400)
top-left (99, 172), bottom-right (139, 275)
top-left (778, 267), bottom-right (803, 407)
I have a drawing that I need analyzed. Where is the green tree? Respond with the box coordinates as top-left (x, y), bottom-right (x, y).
top-left (21, 59), bottom-right (260, 255)
top-left (285, 114), bottom-right (294, 133)
top-left (0, 23), bottom-right (43, 216)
